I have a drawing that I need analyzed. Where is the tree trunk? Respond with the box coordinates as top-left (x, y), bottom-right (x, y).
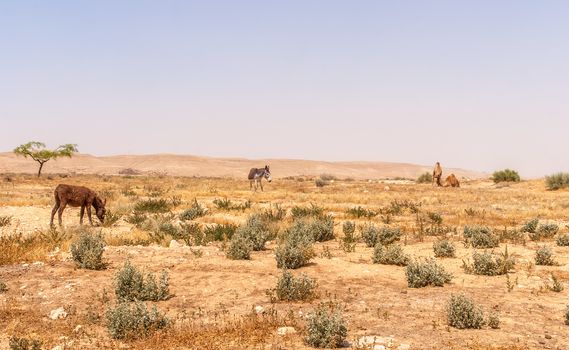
top-left (37, 161), bottom-right (45, 177)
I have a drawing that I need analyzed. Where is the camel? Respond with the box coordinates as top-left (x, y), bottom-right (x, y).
top-left (443, 174), bottom-right (460, 188)
top-left (433, 162), bottom-right (443, 186)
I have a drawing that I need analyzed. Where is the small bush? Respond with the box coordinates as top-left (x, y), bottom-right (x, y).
top-left (446, 294), bottom-right (485, 329)
top-left (291, 204), bottom-right (324, 219)
top-left (101, 209), bottom-right (122, 227)
top-left (126, 212), bottom-right (148, 227)
top-left (545, 172), bottom-right (569, 190)
top-left (416, 172), bottom-right (433, 184)
top-left (427, 212), bottom-right (443, 225)
top-left (406, 258), bottom-right (452, 288)
top-left (487, 312), bottom-right (500, 329)
top-left (491, 169), bottom-right (521, 183)
top-left (537, 223), bottom-right (559, 238)
top-left (70, 231), bottom-right (106, 270)
top-left (275, 222), bottom-right (315, 269)
top-left (463, 225), bottom-right (499, 249)
top-left (535, 245), bottom-right (556, 266)
top-left (177, 222), bottom-right (205, 246)
top-left (233, 214), bottom-right (275, 251)
top-left (213, 198), bottom-right (251, 211)
top-left (464, 248), bottom-right (515, 276)
top-left (372, 244), bottom-right (409, 266)
top-left (565, 306), bottom-right (569, 326)
top-left (521, 218), bottom-right (539, 233)
top-left (346, 206), bottom-right (376, 219)
top-left (204, 223), bottom-right (237, 242)
top-left (106, 301), bottom-right (169, 340)
top-left (315, 178), bottom-right (329, 187)
top-left (134, 198), bottom-right (171, 213)
top-left (433, 239), bottom-right (456, 258)
top-left (270, 269), bottom-right (317, 302)
top-left (304, 303), bottom-right (348, 348)
top-left (9, 336), bottom-right (42, 350)
top-left (0, 215), bottom-right (12, 227)
top-left (179, 199), bottom-right (207, 220)
top-left (114, 261), bottom-right (170, 301)
top-left (308, 215), bottom-right (335, 242)
top-left (0, 280), bottom-right (7, 293)
top-left (226, 234), bottom-right (252, 260)
top-left (548, 275), bottom-right (564, 292)
top-left (556, 233), bottom-right (569, 246)
top-left (341, 221), bottom-right (357, 253)
top-left (319, 173), bottom-right (337, 181)
top-left (260, 204), bottom-right (287, 222)
top-left (361, 224), bottom-right (402, 247)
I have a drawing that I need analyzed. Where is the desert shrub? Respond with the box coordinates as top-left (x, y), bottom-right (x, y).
top-left (319, 173), bottom-right (337, 181)
top-left (416, 172), bottom-right (433, 184)
top-left (304, 303), bottom-right (348, 348)
top-left (463, 225), bottom-right (499, 248)
top-left (491, 169), bottom-right (520, 183)
top-left (307, 215), bottom-right (335, 242)
top-left (406, 258), bottom-right (452, 288)
top-left (204, 223), bottom-right (237, 242)
top-left (556, 233), bottom-right (569, 246)
top-left (70, 231), bottom-right (106, 270)
top-left (144, 214), bottom-right (179, 243)
top-left (177, 222), bottom-right (205, 246)
top-left (106, 301), bottom-right (169, 340)
top-left (226, 234), bottom-right (252, 260)
top-left (101, 209), bottom-right (122, 227)
top-left (521, 218), bottom-right (539, 233)
top-left (372, 244), bottom-right (409, 266)
top-left (315, 178), bottom-right (329, 187)
top-left (341, 221), bottom-right (357, 252)
top-left (8, 336), bottom-right (42, 350)
top-left (535, 245), bottom-right (556, 266)
top-left (346, 206), bottom-right (376, 218)
top-left (433, 239), bottom-right (456, 258)
top-left (0, 280), bottom-right (7, 293)
top-left (537, 223), bottom-right (559, 238)
top-left (275, 222), bottom-right (315, 269)
top-left (126, 212), bottom-right (148, 227)
top-left (545, 172), bottom-right (569, 190)
top-left (260, 204), bottom-right (287, 222)
top-left (234, 214), bottom-right (275, 251)
top-left (0, 215), bottom-right (12, 227)
top-left (114, 261), bottom-right (170, 301)
top-left (464, 248), bottom-right (515, 276)
top-left (291, 203), bottom-right (324, 219)
top-left (446, 294), bottom-right (485, 329)
top-left (269, 269), bottom-right (317, 302)
top-left (487, 313), bottom-right (500, 329)
top-left (134, 198), bottom-right (171, 213)
top-left (179, 199), bottom-right (207, 220)
top-left (361, 225), bottom-right (402, 248)
top-left (547, 275), bottom-right (564, 292)
top-left (213, 198), bottom-right (251, 211)
top-left (565, 306), bottom-right (569, 326)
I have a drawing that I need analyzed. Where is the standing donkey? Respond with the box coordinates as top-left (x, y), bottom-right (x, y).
top-left (50, 184), bottom-right (107, 226)
top-left (248, 165), bottom-right (272, 191)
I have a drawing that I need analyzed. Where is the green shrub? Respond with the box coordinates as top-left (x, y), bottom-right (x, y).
top-left (304, 303), bottom-right (348, 348)
top-left (114, 261), bottom-right (170, 301)
top-left (260, 204), bottom-right (287, 222)
top-left (341, 221), bottom-right (357, 253)
top-left (179, 199), bottom-right (207, 220)
top-left (556, 233), bottom-right (569, 246)
top-left (535, 245), bottom-right (556, 266)
top-left (0, 215), bottom-right (12, 227)
top-left (548, 275), bottom-right (564, 292)
top-left (291, 204), bottom-right (324, 219)
top-left (346, 206), bottom-right (376, 218)
top-left (319, 173), bottom-right (337, 181)
top-left (433, 239), bottom-right (456, 258)
top-left (372, 244), bottom-right (409, 266)
top-left (177, 222), bottom-right (205, 246)
top-left (537, 223), bottom-right (559, 238)
top-left (491, 169), bottom-right (520, 183)
top-left (204, 223), bottom-right (237, 242)
top-left (0, 280), bottom-right (7, 293)
top-left (521, 218), bottom-right (539, 233)
top-left (406, 258), bottom-right (452, 288)
top-left (416, 172), bottom-right (433, 184)
top-left (134, 198), bottom-right (171, 213)
top-left (446, 294), bottom-right (485, 329)
top-left (226, 234), bottom-right (252, 260)
top-left (70, 231), bottom-right (106, 270)
top-left (9, 336), bottom-right (42, 350)
top-left (275, 222), bottom-right (315, 269)
top-left (487, 313), bottom-right (500, 329)
top-left (307, 215), bottom-right (335, 242)
top-left (315, 178), bottom-right (328, 187)
top-left (126, 212), bottom-right (147, 227)
top-left (545, 172), bottom-right (569, 190)
top-left (106, 301), bottom-right (169, 340)
top-left (427, 212), bottom-right (443, 225)
top-left (269, 269), bottom-right (317, 302)
top-left (464, 248), bottom-right (515, 276)
top-left (565, 306), bottom-right (569, 326)
top-left (233, 214), bottom-right (275, 251)
top-left (361, 224), bottom-right (402, 247)
top-left (101, 209), bottom-right (123, 227)
top-left (463, 225), bottom-right (499, 248)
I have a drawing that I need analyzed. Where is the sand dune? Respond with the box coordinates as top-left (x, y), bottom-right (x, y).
top-left (0, 152), bottom-right (486, 179)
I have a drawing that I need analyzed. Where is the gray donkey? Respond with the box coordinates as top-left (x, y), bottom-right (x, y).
top-left (248, 165), bottom-right (272, 191)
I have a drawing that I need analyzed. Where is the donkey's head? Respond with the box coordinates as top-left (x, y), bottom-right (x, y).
top-left (94, 197), bottom-right (107, 223)
top-left (264, 165), bottom-right (272, 182)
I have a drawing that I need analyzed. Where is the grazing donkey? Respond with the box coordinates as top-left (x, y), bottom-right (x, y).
top-left (50, 184), bottom-right (107, 226)
top-left (248, 165), bottom-right (272, 191)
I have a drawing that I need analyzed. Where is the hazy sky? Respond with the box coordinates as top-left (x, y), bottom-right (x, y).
top-left (1, 1), bottom-right (568, 177)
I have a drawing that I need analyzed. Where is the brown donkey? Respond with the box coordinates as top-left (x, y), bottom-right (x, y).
top-left (50, 184), bottom-right (106, 226)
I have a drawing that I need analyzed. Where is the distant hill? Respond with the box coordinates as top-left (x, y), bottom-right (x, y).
top-left (0, 152), bottom-right (486, 180)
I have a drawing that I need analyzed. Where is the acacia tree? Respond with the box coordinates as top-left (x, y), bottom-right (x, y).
top-left (13, 142), bottom-right (78, 177)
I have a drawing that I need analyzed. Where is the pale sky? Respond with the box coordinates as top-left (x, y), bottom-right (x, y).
top-left (1, 1), bottom-right (568, 177)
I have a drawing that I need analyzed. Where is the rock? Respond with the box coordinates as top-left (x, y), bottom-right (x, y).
top-left (545, 334), bottom-right (552, 339)
top-left (74, 325), bottom-right (83, 334)
top-left (254, 305), bottom-right (264, 314)
top-left (169, 239), bottom-right (182, 248)
top-left (277, 326), bottom-right (297, 336)
top-left (384, 186), bottom-right (390, 191)
top-left (355, 336), bottom-right (393, 350)
top-left (52, 346), bottom-right (64, 350)
top-left (398, 344), bottom-right (411, 350)
top-left (49, 307), bottom-right (68, 320)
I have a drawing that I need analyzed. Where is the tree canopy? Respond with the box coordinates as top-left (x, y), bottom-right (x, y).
top-left (13, 141), bottom-right (78, 177)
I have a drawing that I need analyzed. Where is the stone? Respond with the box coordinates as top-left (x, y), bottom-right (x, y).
top-left (74, 325), bottom-right (83, 334)
top-left (254, 305), bottom-right (264, 314)
top-left (545, 334), bottom-right (552, 339)
top-left (49, 307), bottom-right (68, 320)
top-left (277, 326), bottom-right (297, 336)
top-left (355, 336), bottom-right (393, 350)
top-left (169, 239), bottom-right (182, 248)
top-left (384, 186), bottom-right (390, 191)
top-left (398, 344), bottom-right (411, 350)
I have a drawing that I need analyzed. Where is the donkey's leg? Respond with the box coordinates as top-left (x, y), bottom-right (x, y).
top-left (57, 201), bottom-right (67, 226)
top-left (87, 206), bottom-right (93, 226)
top-left (50, 198), bottom-right (60, 227)
top-left (250, 180), bottom-right (253, 191)
top-left (79, 205), bottom-right (85, 225)
top-left (260, 179), bottom-right (264, 191)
